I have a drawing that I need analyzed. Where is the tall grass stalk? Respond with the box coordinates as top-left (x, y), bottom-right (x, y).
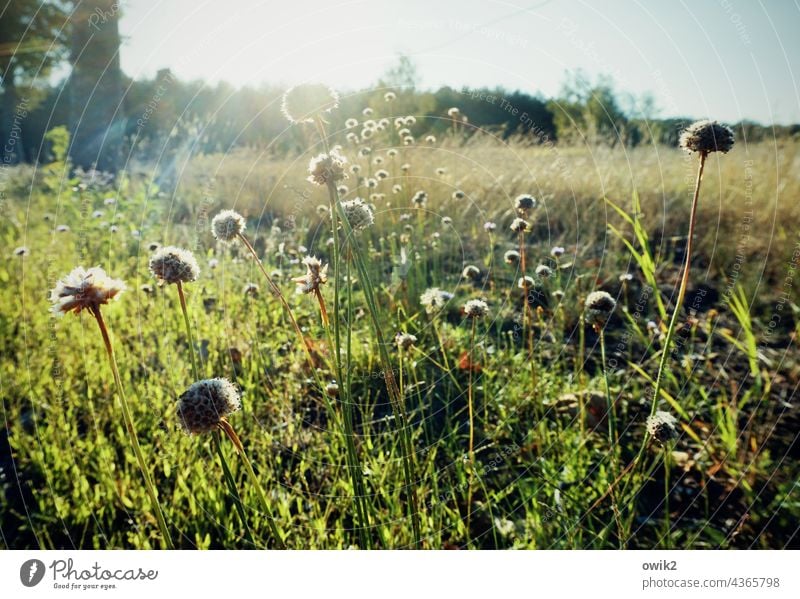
top-left (89, 306), bottom-right (173, 549)
top-left (176, 280), bottom-right (253, 546)
top-left (316, 116), bottom-right (421, 547)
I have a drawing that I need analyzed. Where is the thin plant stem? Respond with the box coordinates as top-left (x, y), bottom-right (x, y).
top-left (662, 448), bottom-right (671, 548)
top-left (212, 431), bottom-right (254, 546)
top-left (618, 152), bottom-right (707, 543)
top-left (90, 307), bottom-right (174, 549)
top-left (316, 116), bottom-right (421, 547)
top-left (466, 317), bottom-right (476, 546)
top-left (234, 440), bottom-right (287, 549)
top-left (650, 151), bottom-right (708, 416)
top-left (599, 326), bottom-right (624, 545)
top-left (176, 281), bottom-right (199, 380)
top-left (176, 281), bottom-right (253, 546)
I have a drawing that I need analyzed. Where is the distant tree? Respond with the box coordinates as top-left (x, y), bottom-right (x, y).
top-left (380, 54), bottom-right (419, 92)
top-left (0, 0), bottom-right (68, 163)
top-left (68, 0), bottom-right (124, 171)
top-left (550, 72), bottom-right (629, 146)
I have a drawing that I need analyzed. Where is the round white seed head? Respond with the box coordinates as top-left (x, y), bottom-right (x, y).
top-left (177, 378), bottom-right (241, 434)
top-left (281, 84), bottom-right (339, 124)
top-left (340, 198), bottom-right (374, 231)
top-left (420, 287), bottom-right (453, 314)
top-left (49, 266), bottom-right (126, 317)
top-left (149, 246), bottom-right (200, 284)
top-left (395, 332), bottom-right (417, 350)
top-left (463, 299), bottom-right (489, 318)
top-left (678, 120), bottom-right (735, 154)
top-left (211, 209), bottom-right (246, 242)
top-left (510, 217), bottom-right (531, 233)
top-left (514, 194), bottom-right (537, 212)
top-left (646, 411), bottom-right (679, 443)
top-left (462, 265), bottom-right (481, 280)
top-left (585, 290), bottom-right (616, 326)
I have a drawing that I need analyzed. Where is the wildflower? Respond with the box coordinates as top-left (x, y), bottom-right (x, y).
top-left (420, 287), bottom-right (453, 314)
top-left (270, 269), bottom-right (282, 280)
top-left (49, 266), bottom-right (126, 316)
top-left (149, 246), bottom-right (200, 284)
top-left (281, 84), bottom-right (339, 124)
top-left (346, 132), bottom-right (359, 144)
top-left (584, 290), bottom-right (616, 326)
top-left (510, 217), bottom-right (530, 233)
top-left (140, 284), bottom-right (154, 294)
top-left (401, 163), bottom-right (411, 172)
top-left (403, 136), bottom-right (414, 145)
top-left (442, 216), bottom-right (453, 226)
top-left (104, 197), bottom-right (116, 205)
top-left (504, 250), bottom-right (520, 264)
top-left (340, 198), bottom-right (375, 230)
top-left (619, 273), bottom-right (634, 282)
top-left (425, 135), bottom-right (436, 143)
top-left (535, 265), bottom-right (553, 279)
top-left (293, 255), bottom-right (329, 294)
top-left (384, 91), bottom-right (396, 102)
top-left (387, 149), bottom-right (398, 158)
top-left (483, 221), bottom-right (497, 232)
top-left (447, 107), bottom-right (460, 117)
top-left (404, 116), bottom-right (416, 125)
top-left (110, 225), bottom-right (119, 233)
top-left (452, 190), bottom-right (465, 200)
top-left (395, 332), bottom-right (417, 350)
top-left (551, 246), bottom-right (565, 257)
top-left (57, 225), bottom-right (70, 233)
top-left (412, 190), bottom-right (427, 207)
top-left (514, 194), bottom-right (537, 212)
top-left (92, 210), bottom-right (104, 218)
top-left (243, 283), bottom-right (259, 297)
top-left (211, 209), bottom-right (246, 242)
top-left (392, 184), bottom-right (402, 194)
top-left (436, 167), bottom-right (446, 176)
top-left (307, 150), bottom-right (348, 186)
top-left (518, 276), bottom-right (535, 289)
top-left (13, 246), bottom-right (29, 257)
top-left (552, 290), bottom-right (565, 300)
top-left (375, 169), bottom-right (389, 180)
top-left (463, 299), bottom-right (489, 318)
top-left (177, 378), bottom-right (241, 435)
top-left (462, 265), bottom-right (481, 280)
top-left (326, 382), bottom-right (339, 397)
top-left (362, 107), bottom-right (373, 117)
top-left (365, 178), bottom-right (378, 188)
top-left (148, 242), bottom-right (160, 252)
top-left (678, 120), bottom-right (735, 154)
top-left (345, 118), bottom-right (358, 129)
top-left (646, 411), bottom-right (679, 443)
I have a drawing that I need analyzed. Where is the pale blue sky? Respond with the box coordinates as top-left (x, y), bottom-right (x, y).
top-left (118, 0), bottom-right (800, 124)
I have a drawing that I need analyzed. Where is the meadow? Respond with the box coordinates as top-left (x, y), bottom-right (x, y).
top-left (1, 91), bottom-right (798, 549)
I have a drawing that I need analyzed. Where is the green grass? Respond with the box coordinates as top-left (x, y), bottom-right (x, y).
top-left (1, 119), bottom-right (798, 549)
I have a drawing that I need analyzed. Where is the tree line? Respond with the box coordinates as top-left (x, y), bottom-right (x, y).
top-left (2, 1), bottom-right (797, 172)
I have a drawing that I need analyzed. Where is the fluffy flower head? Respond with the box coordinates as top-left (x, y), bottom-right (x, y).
top-left (211, 209), bottom-right (246, 242)
top-left (149, 246), bottom-right (200, 284)
top-left (177, 378), bottom-right (241, 434)
top-left (307, 150), bottom-right (348, 186)
top-left (678, 120), bottom-right (735, 154)
top-left (281, 84), bottom-right (339, 124)
top-left (50, 266), bottom-right (126, 317)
